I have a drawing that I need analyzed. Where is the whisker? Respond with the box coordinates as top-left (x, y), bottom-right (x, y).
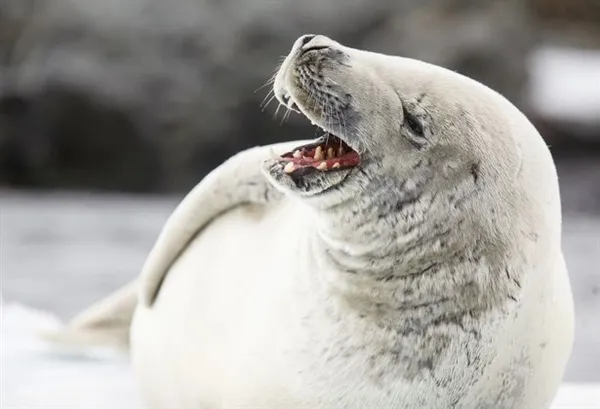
top-left (273, 103), bottom-right (284, 121)
top-left (260, 92), bottom-right (276, 111)
top-left (261, 95), bottom-right (277, 113)
top-left (326, 96), bottom-right (335, 144)
top-left (281, 106), bottom-right (293, 124)
top-left (335, 106), bottom-right (347, 146)
top-left (323, 98), bottom-right (331, 145)
top-left (254, 77), bottom-right (276, 94)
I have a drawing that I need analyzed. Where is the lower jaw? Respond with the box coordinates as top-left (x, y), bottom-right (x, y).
top-left (261, 156), bottom-right (354, 197)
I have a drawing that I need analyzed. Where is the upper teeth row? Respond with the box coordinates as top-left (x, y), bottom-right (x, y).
top-left (293, 146), bottom-right (345, 161)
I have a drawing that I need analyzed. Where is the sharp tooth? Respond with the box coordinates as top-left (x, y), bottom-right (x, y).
top-left (338, 146), bottom-right (345, 156)
top-left (327, 148), bottom-right (334, 159)
top-left (332, 162), bottom-right (341, 169)
top-left (292, 150), bottom-right (302, 158)
top-left (314, 146), bottom-right (324, 160)
top-left (284, 162), bottom-right (296, 173)
top-left (316, 162), bottom-right (328, 171)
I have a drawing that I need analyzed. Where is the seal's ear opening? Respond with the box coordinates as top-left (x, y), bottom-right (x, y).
top-left (277, 133), bottom-right (360, 175)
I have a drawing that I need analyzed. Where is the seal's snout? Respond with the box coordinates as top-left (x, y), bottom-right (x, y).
top-left (298, 34), bottom-right (316, 47)
top-left (275, 34), bottom-right (337, 110)
top-left (297, 34), bottom-right (332, 55)
top-left (274, 33), bottom-right (354, 138)
top-left (264, 34), bottom-right (363, 197)
top-left (292, 34), bottom-right (333, 52)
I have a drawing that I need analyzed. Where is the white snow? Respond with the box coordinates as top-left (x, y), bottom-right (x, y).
top-left (1, 301), bottom-right (599, 408)
top-left (1, 301), bottom-right (144, 409)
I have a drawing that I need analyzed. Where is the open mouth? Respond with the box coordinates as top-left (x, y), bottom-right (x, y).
top-left (278, 133), bottom-right (361, 175)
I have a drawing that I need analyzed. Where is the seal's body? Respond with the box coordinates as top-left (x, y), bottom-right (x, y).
top-left (49, 35), bottom-right (575, 409)
top-left (131, 198), bottom-right (573, 409)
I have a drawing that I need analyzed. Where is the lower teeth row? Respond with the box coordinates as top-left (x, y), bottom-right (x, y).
top-left (284, 161), bottom-right (341, 173)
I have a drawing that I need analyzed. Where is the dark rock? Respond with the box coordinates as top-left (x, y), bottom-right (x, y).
top-left (0, 86), bottom-right (161, 191)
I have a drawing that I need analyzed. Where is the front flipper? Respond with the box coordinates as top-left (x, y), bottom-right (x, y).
top-left (42, 141), bottom-right (303, 352)
top-left (139, 141), bottom-right (306, 306)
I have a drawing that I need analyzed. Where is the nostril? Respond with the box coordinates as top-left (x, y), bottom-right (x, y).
top-left (300, 35), bottom-right (316, 46)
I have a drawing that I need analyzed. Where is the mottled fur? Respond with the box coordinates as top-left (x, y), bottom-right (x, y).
top-left (48, 35), bottom-right (574, 409)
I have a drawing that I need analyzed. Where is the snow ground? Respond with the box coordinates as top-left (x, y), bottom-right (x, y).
top-left (1, 302), bottom-right (144, 409)
top-left (1, 302), bottom-right (598, 409)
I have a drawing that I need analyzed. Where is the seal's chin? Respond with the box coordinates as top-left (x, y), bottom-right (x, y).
top-left (262, 132), bottom-right (361, 196)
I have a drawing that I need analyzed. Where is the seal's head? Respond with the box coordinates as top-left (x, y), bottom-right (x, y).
top-left (261, 34), bottom-right (550, 214)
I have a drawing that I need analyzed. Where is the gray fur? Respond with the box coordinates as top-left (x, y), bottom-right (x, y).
top-left (47, 35), bottom-right (574, 409)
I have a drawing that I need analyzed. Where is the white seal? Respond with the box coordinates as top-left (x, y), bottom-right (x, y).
top-left (50, 35), bottom-right (575, 409)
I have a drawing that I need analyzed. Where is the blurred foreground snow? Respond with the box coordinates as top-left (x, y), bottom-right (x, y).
top-left (1, 302), bottom-right (145, 409)
top-left (1, 301), bottom-right (599, 409)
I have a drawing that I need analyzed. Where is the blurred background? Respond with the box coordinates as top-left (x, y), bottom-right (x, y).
top-left (1, 0), bottom-right (599, 385)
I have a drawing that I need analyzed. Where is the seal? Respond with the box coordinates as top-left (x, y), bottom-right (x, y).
top-left (49, 34), bottom-right (575, 409)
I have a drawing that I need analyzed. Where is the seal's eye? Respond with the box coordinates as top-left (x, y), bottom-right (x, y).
top-left (403, 107), bottom-right (424, 137)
